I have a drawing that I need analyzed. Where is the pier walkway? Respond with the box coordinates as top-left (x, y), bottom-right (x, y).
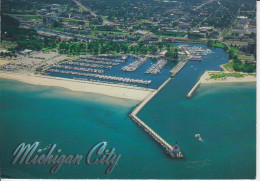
top-left (130, 77), bottom-right (173, 152)
top-left (170, 61), bottom-right (187, 77)
top-left (128, 59), bottom-right (190, 157)
top-left (186, 80), bottom-right (201, 98)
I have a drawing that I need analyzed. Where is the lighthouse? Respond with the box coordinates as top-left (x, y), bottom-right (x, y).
top-left (172, 141), bottom-right (180, 155)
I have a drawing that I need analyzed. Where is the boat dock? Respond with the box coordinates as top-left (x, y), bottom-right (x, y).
top-left (145, 59), bottom-right (167, 74)
top-left (186, 80), bottom-right (201, 98)
top-left (121, 57), bottom-right (148, 72)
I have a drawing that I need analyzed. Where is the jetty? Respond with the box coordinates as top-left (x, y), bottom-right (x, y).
top-left (130, 78), bottom-right (174, 152)
top-left (170, 61), bottom-right (187, 77)
top-left (128, 56), bottom-right (192, 158)
top-left (129, 77), bottom-right (184, 158)
top-left (186, 80), bottom-right (201, 98)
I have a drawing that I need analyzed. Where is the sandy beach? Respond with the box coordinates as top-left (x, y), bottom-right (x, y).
top-left (0, 71), bottom-right (154, 101)
top-left (186, 70), bottom-right (256, 98)
top-left (200, 71), bottom-right (256, 84)
top-left (0, 58), bottom-right (12, 66)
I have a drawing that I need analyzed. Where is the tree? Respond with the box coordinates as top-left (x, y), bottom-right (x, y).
top-left (149, 45), bottom-right (158, 54)
top-left (52, 20), bottom-right (63, 28)
top-left (165, 49), bottom-right (178, 61)
top-left (121, 44), bottom-right (128, 53)
top-left (156, 42), bottom-right (163, 51)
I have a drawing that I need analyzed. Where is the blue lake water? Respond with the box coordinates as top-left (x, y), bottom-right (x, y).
top-left (0, 44), bottom-right (256, 179)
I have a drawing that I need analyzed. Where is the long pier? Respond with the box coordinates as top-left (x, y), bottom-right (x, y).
top-left (129, 78), bottom-right (174, 153)
top-left (186, 80), bottom-right (201, 98)
top-left (128, 59), bottom-right (189, 157)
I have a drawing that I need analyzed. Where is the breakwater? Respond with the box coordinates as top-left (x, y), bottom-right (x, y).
top-left (130, 78), bottom-right (174, 153)
top-left (170, 61), bottom-right (187, 77)
top-left (129, 60), bottom-right (187, 158)
top-left (186, 80), bottom-right (201, 98)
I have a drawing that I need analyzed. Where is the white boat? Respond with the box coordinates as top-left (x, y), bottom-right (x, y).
top-left (121, 55), bottom-right (128, 60)
top-left (195, 134), bottom-right (203, 141)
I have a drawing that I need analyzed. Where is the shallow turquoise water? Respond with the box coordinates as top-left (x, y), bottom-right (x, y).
top-left (0, 44), bottom-right (256, 179)
top-left (0, 80), bottom-right (256, 179)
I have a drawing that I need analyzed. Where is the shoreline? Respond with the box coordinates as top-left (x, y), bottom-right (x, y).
top-left (186, 70), bottom-right (256, 98)
top-left (0, 71), bottom-right (154, 101)
top-left (200, 71), bottom-right (256, 84)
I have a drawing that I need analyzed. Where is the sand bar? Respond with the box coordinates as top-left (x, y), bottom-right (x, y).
top-left (0, 71), bottom-right (154, 101)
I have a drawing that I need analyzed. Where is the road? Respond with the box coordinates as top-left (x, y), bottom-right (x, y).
top-left (72, 0), bottom-right (114, 25)
top-left (39, 15), bottom-right (89, 24)
top-left (196, 6), bottom-right (221, 28)
top-left (218, 6), bottom-right (241, 41)
top-left (193, 0), bottom-right (217, 11)
top-left (72, 0), bottom-right (97, 17)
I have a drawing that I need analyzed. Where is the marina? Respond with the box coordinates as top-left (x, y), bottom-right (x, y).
top-left (43, 55), bottom-right (174, 89)
top-left (49, 65), bottom-right (104, 73)
top-left (179, 44), bottom-right (214, 61)
top-left (46, 69), bottom-right (152, 85)
top-left (64, 61), bottom-right (113, 69)
top-left (121, 57), bottom-right (148, 72)
top-left (145, 59), bottom-right (167, 74)
top-left (72, 59), bottom-right (120, 66)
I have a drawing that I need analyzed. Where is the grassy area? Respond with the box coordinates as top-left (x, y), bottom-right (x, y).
top-left (225, 19), bottom-right (238, 37)
top-left (248, 73), bottom-right (256, 77)
top-left (211, 42), bottom-right (226, 48)
top-left (183, 39), bottom-right (207, 44)
top-left (1, 40), bottom-right (14, 44)
top-left (209, 72), bottom-right (244, 79)
top-left (102, 16), bottom-right (109, 21)
top-left (22, 15), bottom-right (41, 20)
top-left (155, 31), bottom-right (186, 37)
top-left (45, 27), bottom-right (65, 32)
top-left (226, 27), bottom-right (232, 37)
top-left (159, 35), bottom-right (185, 39)
top-left (7, 9), bottom-right (36, 15)
top-left (223, 60), bottom-right (234, 71)
top-left (229, 46), bottom-right (239, 52)
top-left (4, 13), bottom-right (41, 20)
top-left (42, 47), bottom-right (57, 53)
top-left (91, 30), bottom-right (129, 35)
top-left (238, 54), bottom-right (255, 61)
top-left (225, 40), bottom-right (249, 46)
top-left (15, 9), bottom-right (35, 13)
